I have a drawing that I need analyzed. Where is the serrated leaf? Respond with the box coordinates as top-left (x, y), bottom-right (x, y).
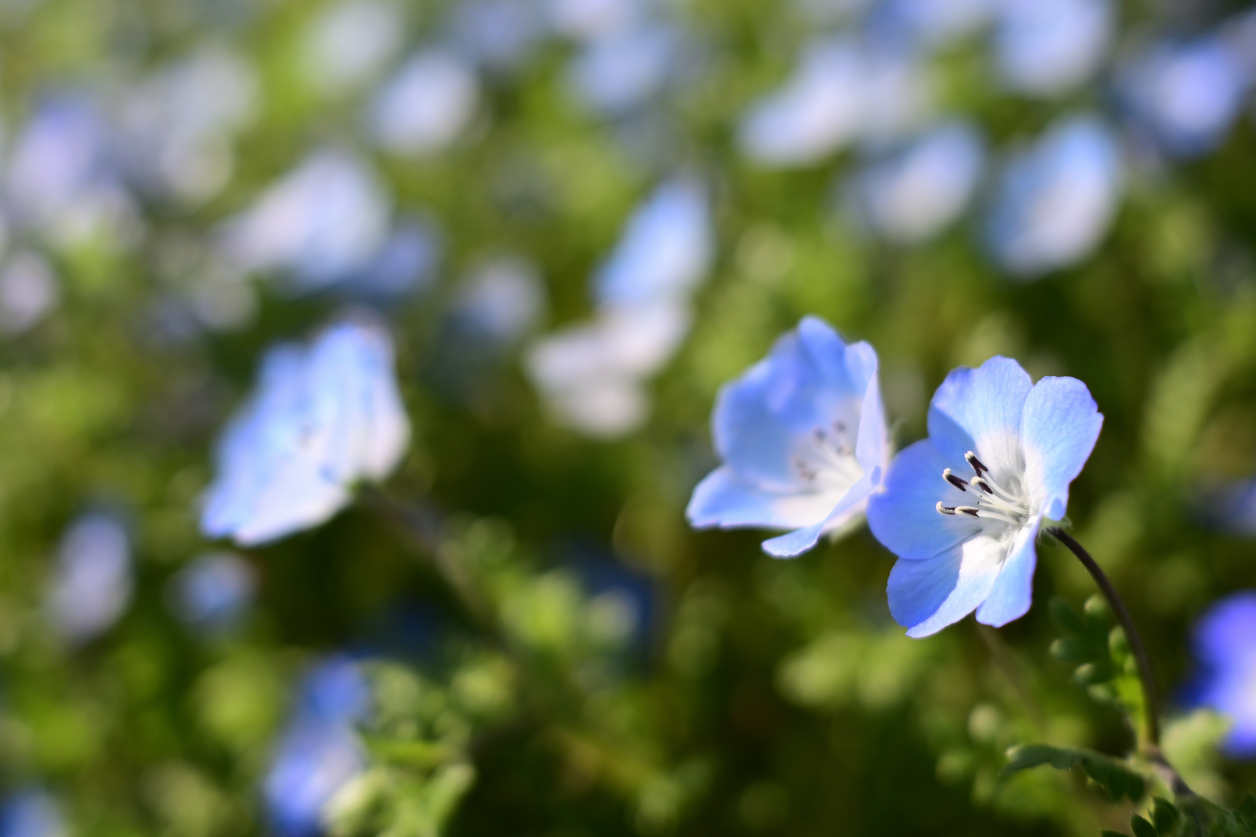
top-left (1130, 814), bottom-right (1156, 837)
top-left (1084, 595), bottom-right (1111, 622)
top-left (1051, 637), bottom-right (1086, 662)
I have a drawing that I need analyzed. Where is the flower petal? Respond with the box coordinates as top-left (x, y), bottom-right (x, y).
top-left (714, 323), bottom-right (869, 491)
top-left (867, 439), bottom-right (981, 560)
top-left (761, 467), bottom-right (878, 558)
top-left (854, 369), bottom-right (888, 474)
top-left (686, 466), bottom-right (846, 530)
top-left (926, 356), bottom-right (1032, 479)
top-left (887, 532), bottom-right (1008, 638)
top-left (1020, 376), bottom-right (1103, 520)
top-left (974, 517), bottom-right (1041, 627)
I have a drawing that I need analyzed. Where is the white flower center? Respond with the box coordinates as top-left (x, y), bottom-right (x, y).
top-left (792, 420), bottom-right (863, 491)
top-left (935, 451), bottom-right (1033, 529)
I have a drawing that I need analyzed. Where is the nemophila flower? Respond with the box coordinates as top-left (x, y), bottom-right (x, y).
top-left (0, 789), bottom-right (67, 837)
top-left (448, 0), bottom-right (546, 72)
top-left (872, 0), bottom-right (997, 52)
top-left (687, 317), bottom-right (889, 558)
top-left (0, 251), bottom-right (59, 335)
top-left (220, 150), bottom-right (390, 292)
top-left (737, 37), bottom-right (931, 167)
top-left (1199, 479), bottom-right (1256, 535)
top-left (201, 320), bottom-right (410, 547)
top-left (568, 22), bottom-right (683, 116)
top-left (167, 552), bottom-right (257, 634)
top-left (1118, 36), bottom-right (1250, 160)
top-left (983, 115), bottom-right (1121, 279)
top-left (993, 0), bottom-right (1113, 97)
top-left (368, 50), bottom-right (480, 158)
top-left (45, 513), bottom-right (132, 644)
top-left (265, 656), bottom-right (370, 837)
top-left (1183, 592), bottom-right (1256, 757)
top-left (867, 356), bottom-right (1103, 637)
top-left (843, 120), bottom-right (985, 245)
top-left (300, 0), bottom-right (406, 97)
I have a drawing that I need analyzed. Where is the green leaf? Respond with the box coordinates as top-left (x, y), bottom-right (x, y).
top-left (1001, 744), bottom-right (1147, 804)
top-left (1130, 815), bottom-right (1156, 837)
top-left (1100, 831), bottom-right (1128, 837)
top-left (1051, 637), bottom-right (1086, 662)
top-left (1051, 598), bottom-right (1087, 635)
top-left (1239, 792), bottom-right (1256, 820)
top-left (1151, 798), bottom-right (1179, 834)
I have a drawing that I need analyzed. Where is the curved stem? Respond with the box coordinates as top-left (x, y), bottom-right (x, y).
top-left (1046, 527), bottom-right (1160, 747)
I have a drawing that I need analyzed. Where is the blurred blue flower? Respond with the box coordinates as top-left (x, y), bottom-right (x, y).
top-left (737, 37), bottom-right (931, 167)
top-left (872, 0), bottom-right (997, 51)
top-left (265, 656), bottom-right (370, 837)
top-left (449, 256), bottom-right (547, 346)
top-left (1118, 36), bottom-right (1250, 159)
top-left (350, 218), bottom-right (444, 299)
top-left (368, 50), bottom-right (480, 157)
top-left (301, 0), bottom-right (406, 96)
top-left (687, 316), bottom-right (889, 558)
top-left (992, 0), bottom-right (1113, 97)
top-left (594, 177), bottom-right (712, 307)
top-left (526, 300), bottom-right (691, 437)
top-left (844, 120), bottom-right (984, 244)
top-left (4, 94), bottom-right (138, 248)
top-left (0, 251), bottom-right (59, 334)
top-left (447, 0), bottom-right (546, 71)
top-left (45, 513), bottom-right (132, 644)
top-left (201, 320), bottom-right (410, 547)
top-left (220, 150), bottom-right (391, 291)
top-left (983, 115), bottom-right (1122, 279)
top-left (167, 552), bottom-right (257, 634)
top-left (868, 356), bottom-right (1103, 637)
top-left (568, 22), bottom-right (683, 115)
top-left (118, 44), bottom-right (259, 204)
top-left (1183, 592), bottom-right (1256, 757)
top-left (547, 0), bottom-right (644, 41)
top-left (0, 789), bottom-right (67, 837)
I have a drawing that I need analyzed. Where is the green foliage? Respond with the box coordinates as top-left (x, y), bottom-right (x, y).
top-left (1049, 596), bottom-right (1146, 737)
top-left (1001, 743), bottom-right (1146, 804)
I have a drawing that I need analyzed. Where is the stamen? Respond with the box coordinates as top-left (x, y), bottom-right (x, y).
top-left (955, 506), bottom-right (981, 517)
top-left (964, 451), bottom-right (988, 475)
top-left (936, 502), bottom-right (956, 515)
top-left (970, 476), bottom-right (994, 495)
top-left (942, 469), bottom-right (968, 492)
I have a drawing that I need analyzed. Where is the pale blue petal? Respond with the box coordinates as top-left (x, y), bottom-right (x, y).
top-left (867, 439), bottom-right (980, 560)
top-left (1020, 376), bottom-right (1103, 520)
top-left (974, 517), bottom-right (1041, 627)
top-left (686, 466), bottom-right (845, 530)
top-left (762, 468), bottom-right (877, 558)
top-left (714, 323), bottom-right (867, 491)
top-left (796, 316), bottom-right (875, 398)
top-left (888, 532), bottom-right (1007, 638)
top-left (854, 371), bottom-right (888, 473)
top-left (926, 355), bottom-right (1032, 477)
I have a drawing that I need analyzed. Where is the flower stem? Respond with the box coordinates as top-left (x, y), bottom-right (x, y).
top-left (1046, 526), bottom-right (1159, 746)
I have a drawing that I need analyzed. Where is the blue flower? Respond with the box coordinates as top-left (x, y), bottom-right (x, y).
top-left (264, 656), bottom-right (370, 837)
top-left (167, 552), bottom-right (257, 634)
top-left (567, 22), bottom-right (682, 116)
top-left (0, 789), bottom-right (66, 837)
top-left (45, 513), bottom-right (132, 644)
top-left (867, 357), bottom-right (1102, 637)
top-left (368, 50), bottom-right (480, 157)
top-left (992, 0), bottom-right (1113, 97)
top-left (983, 115), bottom-right (1121, 279)
top-left (843, 120), bottom-right (985, 244)
top-left (201, 320), bottom-right (410, 547)
top-left (1183, 592), bottom-right (1256, 757)
top-left (1118, 36), bottom-right (1251, 160)
top-left (687, 317), bottom-right (889, 558)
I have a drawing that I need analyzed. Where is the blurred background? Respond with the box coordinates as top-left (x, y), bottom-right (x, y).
top-left (0, 0), bottom-right (1255, 834)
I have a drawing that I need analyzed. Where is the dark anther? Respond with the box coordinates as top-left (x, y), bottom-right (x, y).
top-left (936, 502), bottom-right (956, 515)
top-left (964, 451), bottom-right (988, 475)
top-left (956, 506), bottom-right (981, 517)
top-left (971, 477), bottom-right (994, 495)
top-left (943, 469), bottom-right (968, 491)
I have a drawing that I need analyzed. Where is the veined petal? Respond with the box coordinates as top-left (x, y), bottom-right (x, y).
top-left (686, 466), bottom-right (845, 530)
top-left (975, 516), bottom-right (1041, 627)
top-left (927, 356), bottom-right (1032, 478)
top-left (796, 316), bottom-right (876, 398)
top-left (867, 439), bottom-right (980, 560)
top-left (762, 468), bottom-right (878, 558)
top-left (1021, 376), bottom-right (1103, 520)
top-left (888, 532), bottom-right (1008, 638)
